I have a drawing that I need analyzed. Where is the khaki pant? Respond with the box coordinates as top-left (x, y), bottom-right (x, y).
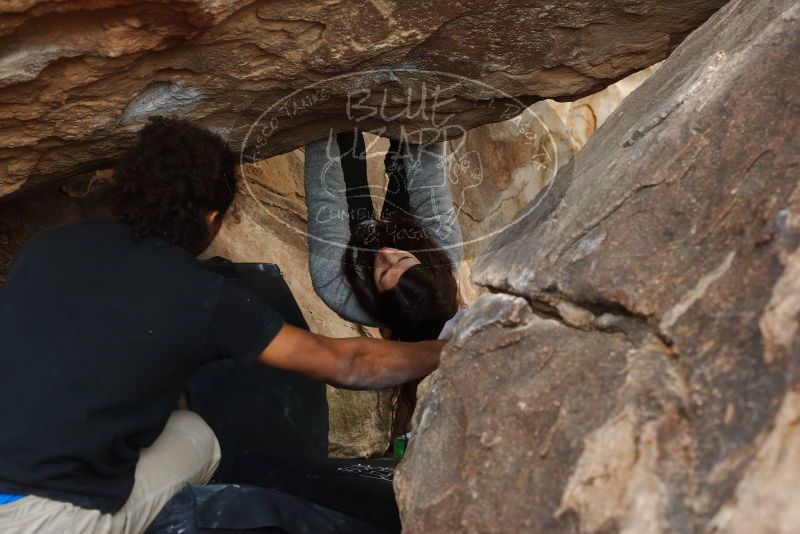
top-left (0, 411), bottom-right (221, 534)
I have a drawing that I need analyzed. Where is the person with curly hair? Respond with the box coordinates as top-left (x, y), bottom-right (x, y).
top-left (0, 116), bottom-right (443, 533)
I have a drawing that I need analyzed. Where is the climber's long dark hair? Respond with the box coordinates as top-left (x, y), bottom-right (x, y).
top-left (111, 116), bottom-right (237, 253)
top-left (342, 216), bottom-right (459, 342)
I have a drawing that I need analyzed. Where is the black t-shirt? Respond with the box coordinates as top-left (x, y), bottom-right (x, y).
top-left (0, 220), bottom-right (284, 513)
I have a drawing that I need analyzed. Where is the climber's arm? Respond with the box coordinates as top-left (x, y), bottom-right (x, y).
top-left (405, 141), bottom-right (463, 266)
top-left (304, 137), bottom-right (379, 326)
top-left (259, 323), bottom-right (443, 390)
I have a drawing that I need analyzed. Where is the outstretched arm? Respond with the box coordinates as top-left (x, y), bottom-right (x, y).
top-left (304, 137), bottom-right (379, 326)
top-left (259, 324), bottom-right (443, 390)
top-left (405, 142), bottom-right (463, 266)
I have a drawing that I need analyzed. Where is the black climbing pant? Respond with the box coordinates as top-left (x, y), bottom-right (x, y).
top-left (336, 130), bottom-right (412, 228)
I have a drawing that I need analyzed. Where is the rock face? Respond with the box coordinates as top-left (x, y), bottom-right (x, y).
top-left (0, 0), bottom-right (727, 197)
top-left (548, 65), bottom-right (660, 152)
top-left (395, 0), bottom-right (800, 532)
top-left (447, 66), bottom-right (657, 301)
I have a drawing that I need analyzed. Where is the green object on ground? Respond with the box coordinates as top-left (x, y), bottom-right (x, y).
top-left (392, 435), bottom-right (408, 458)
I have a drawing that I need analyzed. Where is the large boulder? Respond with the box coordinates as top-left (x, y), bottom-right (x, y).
top-left (395, 0), bottom-right (800, 532)
top-left (0, 0), bottom-right (727, 197)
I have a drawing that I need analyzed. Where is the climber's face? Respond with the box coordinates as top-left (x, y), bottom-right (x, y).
top-left (374, 247), bottom-right (421, 292)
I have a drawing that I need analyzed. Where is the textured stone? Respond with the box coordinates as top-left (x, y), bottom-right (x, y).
top-left (447, 101), bottom-right (575, 260)
top-left (446, 67), bottom-right (657, 301)
top-left (0, 0), bottom-right (727, 197)
top-left (396, 0), bottom-right (800, 532)
top-left (448, 65), bottom-right (658, 260)
top-left (548, 65), bottom-right (660, 152)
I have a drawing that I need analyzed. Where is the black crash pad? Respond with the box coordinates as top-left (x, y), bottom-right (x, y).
top-left (188, 259), bottom-right (329, 481)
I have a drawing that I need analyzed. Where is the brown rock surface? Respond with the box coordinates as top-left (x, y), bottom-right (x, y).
top-left (0, 0), bottom-right (727, 197)
top-left (395, 0), bottom-right (800, 532)
top-left (448, 65), bottom-right (658, 261)
top-left (548, 65), bottom-right (660, 152)
top-left (447, 66), bottom-right (656, 300)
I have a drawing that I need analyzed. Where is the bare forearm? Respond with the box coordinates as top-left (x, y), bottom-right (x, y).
top-left (324, 337), bottom-right (444, 390)
top-left (259, 324), bottom-right (443, 391)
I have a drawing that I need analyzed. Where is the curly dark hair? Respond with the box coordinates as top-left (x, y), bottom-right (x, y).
top-left (111, 116), bottom-right (237, 253)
